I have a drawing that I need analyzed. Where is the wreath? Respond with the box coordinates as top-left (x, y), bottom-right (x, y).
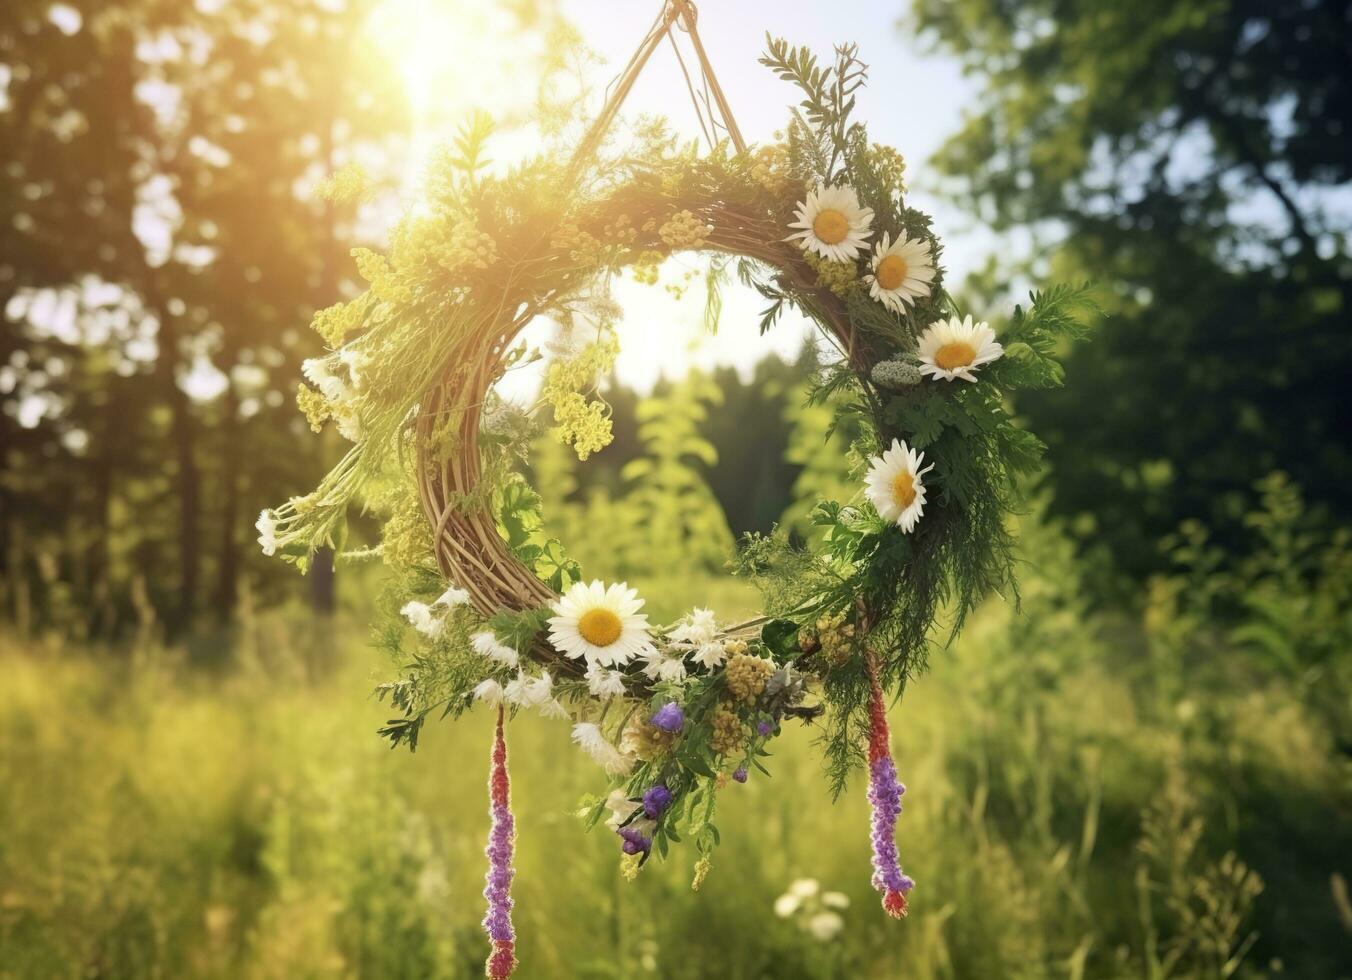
top-left (261, 16), bottom-right (1090, 978)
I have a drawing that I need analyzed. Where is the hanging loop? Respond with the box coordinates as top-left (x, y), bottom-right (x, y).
top-left (570, 0), bottom-right (747, 175)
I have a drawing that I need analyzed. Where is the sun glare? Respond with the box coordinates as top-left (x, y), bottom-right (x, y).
top-left (366, 0), bottom-right (530, 189)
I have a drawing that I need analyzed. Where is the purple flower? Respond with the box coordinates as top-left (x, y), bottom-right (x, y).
top-left (650, 702), bottom-right (685, 733)
top-left (732, 767), bottom-right (748, 783)
top-left (757, 720), bottom-right (774, 737)
top-left (618, 826), bottom-right (651, 854)
top-left (643, 784), bottom-right (673, 818)
top-left (482, 707), bottom-right (517, 976)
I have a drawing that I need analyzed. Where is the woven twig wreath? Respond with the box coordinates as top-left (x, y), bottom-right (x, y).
top-left (261, 27), bottom-right (1091, 979)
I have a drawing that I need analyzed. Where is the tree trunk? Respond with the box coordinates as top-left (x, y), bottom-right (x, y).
top-left (215, 370), bottom-right (241, 621)
top-left (151, 293), bottom-right (200, 633)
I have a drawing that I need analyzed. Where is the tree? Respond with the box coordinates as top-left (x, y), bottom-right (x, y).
top-left (912, 0), bottom-right (1352, 584)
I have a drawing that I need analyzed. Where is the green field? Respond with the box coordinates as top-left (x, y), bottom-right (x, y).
top-left (4, 532), bottom-right (1348, 979)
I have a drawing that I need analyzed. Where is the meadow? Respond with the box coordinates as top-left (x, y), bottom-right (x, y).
top-left (4, 503), bottom-right (1348, 980)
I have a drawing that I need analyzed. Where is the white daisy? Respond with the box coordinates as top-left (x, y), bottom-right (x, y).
top-left (585, 665), bottom-right (628, 699)
top-left (400, 600), bottom-right (444, 639)
top-left (473, 679), bottom-right (506, 706)
top-left (471, 631), bottom-right (519, 669)
top-left (786, 183), bottom-right (874, 262)
top-left (865, 233), bottom-right (935, 313)
top-left (571, 722), bottom-right (635, 775)
top-left (917, 314), bottom-right (1004, 382)
top-left (863, 438), bottom-right (935, 533)
top-left (548, 580), bottom-right (655, 669)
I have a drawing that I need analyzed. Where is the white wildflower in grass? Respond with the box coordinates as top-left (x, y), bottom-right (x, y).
top-left (863, 438), bottom-right (934, 533)
top-left (400, 600), bottom-right (444, 639)
top-left (548, 580), bottom-right (655, 669)
top-left (786, 184), bottom-right (874, 261)
top-left (822, 891), bottom-right (851, 909)
top-left (585, 666), bottom-right (628, 699)
top-left (806, 911), bottom-right (844, 942)
top-left (774, 893), bottom-right (801, 918)
top-left (473, 679), bottom-right (505, 706)
top-left (917, 314), bottom-right (1004, 382)
top-left (471, 631), bottom-right (519, 669)
top-left (571, 722), bottom-right (635, 775)
top-left (864, 232), bottom-right (935, 313)
top-left (774, 878), bottom-right (849, 943)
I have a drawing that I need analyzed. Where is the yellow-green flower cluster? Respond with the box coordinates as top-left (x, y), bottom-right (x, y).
top-left (659, 209), bottom-right (713, 250)
top-left (315, 163), bottom-right (370, 204)
top-left (542, 336), bottom-right (620, 460)
top-left (296, 384), bottom-right (330, 433)
top-left (623, 716), bottom-right (676, 761)
top-left (724, 654), bottom-right (774, 703)
top-left (869, 143), bottom-right (907, 192)
top-left (380, 491), bottom-right (435, 571)
top-left (437, 222), bottom-right (498, 272)
top-left (603, 214), bottom-right (637, 245)
top-left (749, 144), bottom-right (791, 194)
top-left (804, 252), bottom-right (857, 296)
top-left (352, 247), bottom-right (412, 305)
top-left (631, 249), bottom-right (663, 286)
top-left (815, 610), bottom-right (856, 667)
top-left (691, 855), bottom-right (712, 891)
top-left (551, 222), bottom-right (601, 263)
top-left (710, 703), bottom-right (744, 755)
top-left (309, 298), bottom-right (366, 347)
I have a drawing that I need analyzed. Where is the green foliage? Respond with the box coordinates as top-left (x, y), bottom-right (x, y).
top-left (618, 373), bottom-right (736, 575)
top-left (913, 0), bottom-right (1352, 587)
top-left (5, 510), bottom-right (1350, 975)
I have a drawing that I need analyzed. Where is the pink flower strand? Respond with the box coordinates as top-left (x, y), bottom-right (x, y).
top-left (865, 650), bottom-right (915, 918)
top-left (483, 706), bottom-right (517, 978)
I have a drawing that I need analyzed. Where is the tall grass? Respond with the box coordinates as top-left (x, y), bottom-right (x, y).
top-left (1, 516), bottom-right (1348, 978)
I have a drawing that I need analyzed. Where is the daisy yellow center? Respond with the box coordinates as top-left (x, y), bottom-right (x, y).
top-left (812, 208), bottom-right (850, 245)
top-left (578, 608), bottom-right (623, 647)
top-left (935, 342), bottom-right (977, 370)
top-left (876, 255), bottom-right (909, 291)
top-left (891, 472), bottom-right (917, 510)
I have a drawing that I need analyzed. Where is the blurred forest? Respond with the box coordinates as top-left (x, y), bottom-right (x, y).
top-left (2, 1), bottom-right (1351, 977)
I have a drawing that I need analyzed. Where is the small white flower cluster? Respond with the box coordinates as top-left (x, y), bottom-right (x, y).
top-left (472, 668), bottom-right (567, 719)
top-left (636, 607), bottom-right (730, 684)
top-left (399, 585), bottom-right (471, 640)
top-left (469, 629), bottom-right (567, 719)
top-left (255, 502), bottom-right (310, 558)
top-left (773, 878), bottom-right (851, 942)
top-left (301, 345), bottom-right (369, 442)
top-left (572, 723), bottom-right (636, 775)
